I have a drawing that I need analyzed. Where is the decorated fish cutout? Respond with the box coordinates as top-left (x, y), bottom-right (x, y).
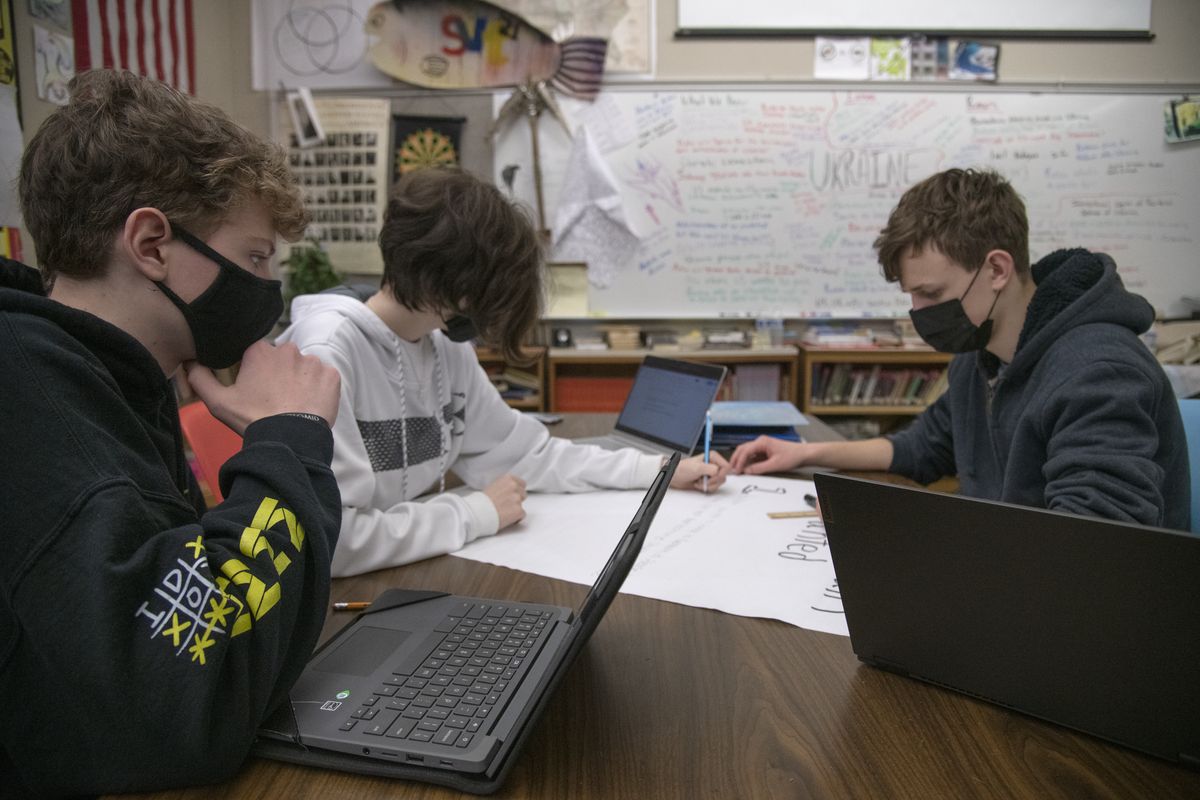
top-left (365, 0), bottom-right (608, 100)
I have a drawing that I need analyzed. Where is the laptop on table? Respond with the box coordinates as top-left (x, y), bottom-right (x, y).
top-left (815, 472), bottom-right (1200, 768)
top-left (576, 355), bottom-right (727, 456)
top-left (254, 454), bottom-right (680, 793)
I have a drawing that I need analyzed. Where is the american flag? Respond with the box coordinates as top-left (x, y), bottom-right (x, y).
top-left (71, 0), bottom-right (195, 94)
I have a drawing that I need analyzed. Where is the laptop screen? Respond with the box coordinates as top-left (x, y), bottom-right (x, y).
top-left (615, 356), bottom-right (726, 452)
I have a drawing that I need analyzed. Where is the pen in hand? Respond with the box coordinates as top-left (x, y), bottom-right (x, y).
top-left (702, 409), bottom-right (713, 493)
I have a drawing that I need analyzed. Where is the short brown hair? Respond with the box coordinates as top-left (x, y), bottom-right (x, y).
top-left (379, 168), bottom-right (544, 363)
top-left (19, 69), bottom-right (307, 284)
top-left (874, 168), bottom-right (1029, 282)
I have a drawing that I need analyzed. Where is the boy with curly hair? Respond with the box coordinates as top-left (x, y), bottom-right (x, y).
top-left (1, 70), bottom-right (343, 794)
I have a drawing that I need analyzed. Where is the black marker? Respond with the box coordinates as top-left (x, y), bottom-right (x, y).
top-left (804, 493), bottom-right (818, 509)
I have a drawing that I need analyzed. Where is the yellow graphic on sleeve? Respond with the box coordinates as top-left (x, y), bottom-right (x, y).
top-left (189, 628), bottom-right (216, 665)
top-left (162, 613), bottom-right (191, 647)
top-left (138, 496), bottom-right (312, 664)
top-left (204, 595), bottom-right (235, 628)
top-left (185, 534), bottom-right (204, 559)
top-left (217, 496), bottom-right (309, 638)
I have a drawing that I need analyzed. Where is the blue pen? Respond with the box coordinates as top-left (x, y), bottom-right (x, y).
top-left (703, 409), bottom-right (713, 493)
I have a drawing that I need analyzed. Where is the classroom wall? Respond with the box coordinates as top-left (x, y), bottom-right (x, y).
top-left (13, 0), bottom-right (1199, 155)
top-left (13, 0), bottom-right (263, 145)
top-left (653, 0), bottom-right (1200, 85)
top-left (8, 0), bottom-right (1200, 268)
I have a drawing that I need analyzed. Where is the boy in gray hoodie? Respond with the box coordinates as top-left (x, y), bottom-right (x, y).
top-left (732, 168), bottom-right (1190, 531)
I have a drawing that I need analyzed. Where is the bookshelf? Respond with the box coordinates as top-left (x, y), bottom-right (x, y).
top-left (474, 346), bottom-right (547, 412)
top-left (546, 347), bottom-right (800, 413)
top-left (798, 345), bottom-right (952, 417)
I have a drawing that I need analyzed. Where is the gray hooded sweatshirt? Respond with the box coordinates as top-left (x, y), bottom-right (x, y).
top-left (889, 248), bottom-right (1191, 531)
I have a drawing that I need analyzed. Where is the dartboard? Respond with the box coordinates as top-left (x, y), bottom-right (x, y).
top-left (396, 128), bottom-right (458, 174)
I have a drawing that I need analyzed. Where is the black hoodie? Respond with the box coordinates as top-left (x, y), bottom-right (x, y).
top-left (0, 259), bottom-right (342, 796)
top-left (889, 249), bottom-right (1190, 531)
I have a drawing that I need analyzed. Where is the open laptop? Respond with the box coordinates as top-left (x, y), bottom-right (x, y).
top-left (815, 473), bottom-right (1200, 768)
top-left (254, 454), bottom-right (680, 793)
top-left (575, 355), bottom-right (727, 456)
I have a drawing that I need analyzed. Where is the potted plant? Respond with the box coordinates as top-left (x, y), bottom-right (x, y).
top-left (281, 239), bottom-right (342, 320)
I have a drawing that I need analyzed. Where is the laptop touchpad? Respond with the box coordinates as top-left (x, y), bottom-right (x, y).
top-left (313, 626), bottom-right (410, 677)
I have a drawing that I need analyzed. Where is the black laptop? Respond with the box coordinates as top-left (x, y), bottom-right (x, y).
top-left (575, 355), bottom-right (727, 456)
top-left (254, 453), bottom-right (680, 793)
top-left (815, 472), bottom-right (1200, 768)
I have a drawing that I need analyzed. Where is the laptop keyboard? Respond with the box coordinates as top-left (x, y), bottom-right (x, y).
top-left (338, 602), bottom-right (554, 749)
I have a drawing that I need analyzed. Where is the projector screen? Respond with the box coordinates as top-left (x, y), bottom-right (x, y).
top-left (675, 0), bottom-right (1154, 38)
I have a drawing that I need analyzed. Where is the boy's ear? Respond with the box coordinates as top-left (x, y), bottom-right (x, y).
top-left (984, 249), bottom-right (1016, 290)
top-left (121, 208), bottom-right (173, 282)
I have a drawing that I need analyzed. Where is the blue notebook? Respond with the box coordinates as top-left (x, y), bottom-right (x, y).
top-left (709, 401), bottom-right (806, 447)
top-left (709, 401), bottom-right (807, 427)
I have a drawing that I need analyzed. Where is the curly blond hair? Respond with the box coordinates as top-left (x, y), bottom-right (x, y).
top-left (19, 69), bottom-right (308, 283)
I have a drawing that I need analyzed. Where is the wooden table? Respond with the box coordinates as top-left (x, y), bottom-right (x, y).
top-left (123, 415), bottom-right (1200, 799)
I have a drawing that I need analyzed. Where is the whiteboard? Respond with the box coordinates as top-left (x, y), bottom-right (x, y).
top-left (675, 0), bottom-right (1153, 37)
top-left (493, 88), bottom-right (1200, 319)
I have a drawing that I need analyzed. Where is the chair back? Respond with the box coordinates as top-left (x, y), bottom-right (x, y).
top-left (178, 402), bottom-right (243, 505)
top-left (1180, 398), bottom-right (1200, 534)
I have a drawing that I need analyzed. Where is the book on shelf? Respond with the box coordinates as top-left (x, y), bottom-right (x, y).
top-left (704, 329), bottom-right (750, 349)
top-left (643, 331), bottom-right (680, 351)
top-left (732, 363), bottom-right (781, 401)
top-left (497, 368), bottom-right (540, 391)
top-left (810, 365), bottom-right (948, 408)
top-left (602, 324), bottom-right (642, 350)
top-left (572, 333), bottom-right (609, 351)
top-left (801, 323), bottom-right (875, 348)
top-left (0, 227), bottom-right (23, 261)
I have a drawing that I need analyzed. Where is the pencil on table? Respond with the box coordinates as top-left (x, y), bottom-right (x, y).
top-left (332, 601), bottom-right (371, 611)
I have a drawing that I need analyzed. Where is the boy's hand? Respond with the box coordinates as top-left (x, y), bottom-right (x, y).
top-left (483, 474), bottom-right (527, 530)
top-left (185, 340), bottom-right (341, 435)
top-left (730, 436), bottom-right (807, 475)
top-left (670, 452), bottom-right (730, 493)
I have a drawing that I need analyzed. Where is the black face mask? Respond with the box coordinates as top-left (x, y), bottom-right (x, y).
top-left (442, 314), bottom-right (478, 343)
top-left (909, 266), bottom-right (1001, 354)
top-left (157, 224), bottom-right (284, 369)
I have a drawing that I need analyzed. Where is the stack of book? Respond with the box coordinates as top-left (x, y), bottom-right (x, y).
top-left (810, 364), bottom-right (949, 407)
top-left (572, 333), bottom-right (609, 351)
top-left (891, 319), bottom-right (929, 348)
top-left (643, 331), bottom-right (681, 352)
top-left (801, 323), bottom-right (875, 348)
top-left (704, 329), bottom-right (750, 349)
top-left (603, 325), bottom-right (642, 350)
top-left (486, 366), bottom-right (541, 403)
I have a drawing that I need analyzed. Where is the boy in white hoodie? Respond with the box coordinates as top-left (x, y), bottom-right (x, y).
top-left (278, 168), bottom-right (729, 576)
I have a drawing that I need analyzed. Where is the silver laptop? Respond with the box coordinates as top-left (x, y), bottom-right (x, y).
top-left (815, 472), bottom-right (1200, 768)
top-left (255, 454), bottom-right (680, 793)
top-left (576, 355), bottom-right (727, 456)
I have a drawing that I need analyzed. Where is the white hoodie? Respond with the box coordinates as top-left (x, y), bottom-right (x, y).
top-left (277, 292), bottom-right (662, 576)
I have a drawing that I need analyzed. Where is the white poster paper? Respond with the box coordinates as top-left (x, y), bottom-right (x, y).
top-left (454, 474), bottom-right (847, 636)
